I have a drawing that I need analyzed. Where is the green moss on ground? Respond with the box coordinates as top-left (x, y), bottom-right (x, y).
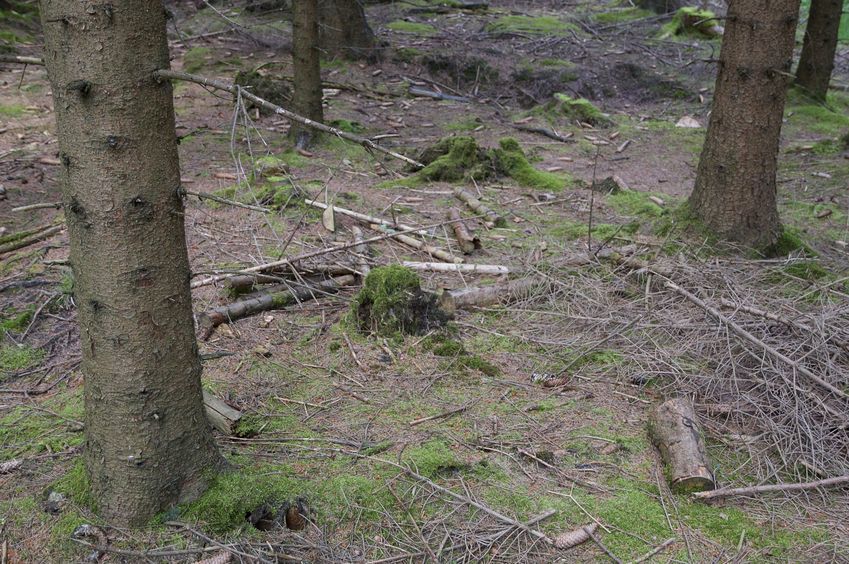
top-left (762, 227), bottom-right (814, 257)
top-left (593, 7), bottom-right (653, 24)
top-left (532, 93), bottom-right (611, 126)
top-left (182, 46), bottom-right (213, 73)
top-left (486, 15), bottom-right (577, 36)
top-left (607, 190), bottom-right (667, 218)
top-left (0, 344), bottom-right (44, 373)
top-left (495, 138), bottom-right (566, 190)
top-left (0, 103), bottom-right (26, 117)
top-left (0, 305), bottom-right (34, 333)
top-left (786, 91), bottom-right (849, 135)
top-left (53, 459), bottom-right (95, 509)
top-left (0, 390), bottom-right (83, 461)
top-left (659, 7), bottom-right (722, 38)
top-left (386, 20), bottom-right (438, 35)
top-left (783, 260), bottom-right (829, 281)
top-left (403, 440), bottom-right (464, 478)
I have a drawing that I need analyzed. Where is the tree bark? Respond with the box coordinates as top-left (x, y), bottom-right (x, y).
top-left (688, 0), bottom-right (800, 250)
top-left (39, 0), bottom-right (221, 525)
top-left (796, 0), bottom-right (843, 101)
top-left (291, 0), bottom-right (323, 148)
top-left (318, 0), bottom-right (377, 60)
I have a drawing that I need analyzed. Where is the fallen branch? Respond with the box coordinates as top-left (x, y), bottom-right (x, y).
top-left (409, 400), bottom-right (476, 426)
top-left (0, 225), bottom-right (64, 255)
top-left (513, 124), bottom-right (574, 143)
top-left (631, 538), bottom-right (676, 563)
top-left (0, 55), bottom-right (44, 65)
top-left (183, 188), bottom-right (270, 213)
top-left (453, 187), bottom-right (506, 227)
top-left (447, 208), bottom-right (480, 254)
top-left (11, 202), bottom-right (62, 212)
top-left (409, 86), bottom-right (470, 103)
top-left (222, 265), bottom-right (356, 294)
top-left (372, 224), bottom-right (463, 264)
top-left (692, 475), bottom-right (849, 501)
top-left (438, 277), bottom-right (541, 315)
top-left (402, 261), bottom-right (509, 274)
top-left (197, 275), bottom-right (355, 339)
top-left (305, 199), bottom-right (427, 235)
top-left (191, 216), bottom-right (477, 288)
top-left (154, 69), bottom-right (424, 169)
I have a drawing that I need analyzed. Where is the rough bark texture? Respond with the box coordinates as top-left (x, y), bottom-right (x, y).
top-left (39, 0), bottom-right (221, 525)
top-left (688, 0), bottom-right (800, 250)
top-left (648, 398), bottom-right (716, 493)
top-left (291, 0), bottom-right (323, 147)
top-left (318, 0), bottom-right (377, 60)
top-left (796, 0), bottom-right (843, 100)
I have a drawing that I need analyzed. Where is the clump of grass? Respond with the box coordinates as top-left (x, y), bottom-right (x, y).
top-left (784, 260), bottom-right (828, 281)
top-left (607, 190), bottom-right (667, 218)
top-left (0, 103), bottom-right (26, 117)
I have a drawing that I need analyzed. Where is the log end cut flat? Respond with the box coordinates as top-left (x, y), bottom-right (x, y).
top-left (649, 397), bottom-right (716, 494)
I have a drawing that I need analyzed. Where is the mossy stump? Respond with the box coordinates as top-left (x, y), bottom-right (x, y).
top-left (351, 266), bottom-right (446, 337)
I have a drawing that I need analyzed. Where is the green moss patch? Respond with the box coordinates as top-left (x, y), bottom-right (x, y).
top-left (1, 305), bottom-right (34, 333)
top-left (403, 440), bottom-right (465, 478)
top-left (387, 20), bottom-right (438, 35)
top-left (784, 260), bottom-right (829, 281)
top-left (608, 190), bottom-right (668, 218)
top-left (350, 266), bottom-right (446, 337)
top-left (531, 93), bottom-right (611, 126)
top-left (409, 136), bottom-right (568, 190)
top-left (182, 46), bottom-right (213, 73)
top-left (0, 390), bottom-right (83, 461)
top-left (486, 15), bottom-right (577, 36)
top-left (593, 7), bottom-right (653, 24)
top-left (762, 227), bottom-right (814, 257)
top-left (0, 103), bottom-right (26, 117)
top-left (0, 344), bottom-right (44, 373)
top-left (659, 7), bottom-right (722, 39)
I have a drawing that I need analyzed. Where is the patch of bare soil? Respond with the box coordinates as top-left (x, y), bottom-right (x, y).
top-left (2, 1), bottom-right (849, 562)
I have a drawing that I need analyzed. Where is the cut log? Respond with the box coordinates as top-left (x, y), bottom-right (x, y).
top-left (447, 208), bottom-right (480, 254)
top-left (197, 275), bottom-right (356, 340)
top-left (403, 261), bottom-right (510, 275)
top-left (222, 265), bottom-right (357, 294)
top-left (305, 199), bottom-right (428, 236)
top-left (438, 277), bottom-right (543, 315)
top-left (648, 398), bottom-right (716, 493)
top-left (203, 391), bottom-right (243, 435)
top-left (453, 187), bottom-right (506, 227)
top-left (371, 224), bottom-right (463, 264)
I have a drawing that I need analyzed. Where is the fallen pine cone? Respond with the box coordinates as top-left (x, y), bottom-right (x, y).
top-left (554, 522), bottom-right (597, 549)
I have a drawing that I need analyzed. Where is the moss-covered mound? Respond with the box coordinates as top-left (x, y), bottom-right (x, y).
top-left (413, 136), bottom-right (567, 190)
top-left (351, 266), bottom-right (447, 337)
top-left (659, 8), bottom-right (722, 39)
top-left (234, 70), bottom-right (292, 114)
top-left (535, 93), bottom-right (611, 126)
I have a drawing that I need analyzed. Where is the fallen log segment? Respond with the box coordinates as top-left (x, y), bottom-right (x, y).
top-left (448, 208), bottom-right (480, 254)
top-left (371, 224), bottom-right (463, 264)
top-left (197, 275), bottom-right (356, 340)
top-left (513, 124), bottom-right (575, 143)
top-left (305, 199), bottom-right (428, 236)
top-left (402, 261), bottom-right (510, 274)
top-left (153, 70), bottom-right (424, 169)
top-left (453, 187), bottom-right (506, 227)
top-left (648, 398), bottom-right (715, 494)
top-left (0, 225), bottom-right (65, 256)
top-left (692, 475), bottom-right (849, 501)
top-left (222, 265), bottom-right (357, 294)
top-left (438, 277), bottom-right (541, 315)
top-left (203, 391), bottom-right (243, 435)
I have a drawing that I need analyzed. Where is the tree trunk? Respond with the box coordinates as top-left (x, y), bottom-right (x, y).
top-left (39, 0), bottom-right (221, 525)
top-left (796, 0), bottom-right (843, 101)
top-left (318, 0), bottom-right (376, 60)
top-left (291, 0), bottom-right (323, 148)
top-left (688, 0), bottom-right (800, 250)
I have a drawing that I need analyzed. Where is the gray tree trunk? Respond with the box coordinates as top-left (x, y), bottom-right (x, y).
top-left (39, 0), bottom-right (222, 525)
top-left (318, 0), bottom-right (376, 59)
top-left (688, 0), bottom-right (801, 250)
top-left (796, 0), bottom-right (843, 101)
top-left (291, 0), bottom-right (323, 148)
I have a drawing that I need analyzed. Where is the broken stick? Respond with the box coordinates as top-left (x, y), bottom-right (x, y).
top-left (305, 199), bottom-right (428, 236)
top-left (648, 398), bottom-right (715, 493)
top-left (453, 187), bottom-right (506, 227)
top-left (692, 475), bottom-right (849, 501)
top-left (197, 275), bottom-right (355, 340)
top-left (371, 224), bottom-right (463, 264)
top-left (447, 208), bottom-right (480, 254)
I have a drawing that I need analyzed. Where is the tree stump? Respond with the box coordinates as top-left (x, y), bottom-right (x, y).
top-left (649, 398), bottom-right (716, 493)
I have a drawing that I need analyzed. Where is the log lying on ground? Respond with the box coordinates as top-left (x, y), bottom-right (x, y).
top-left (305, 199), bottom-right (429, 236)
top-left (453, 187), bottom-right (506, 227)
top-left (692, 475), bottom-right (849, 501)
top-left (648, 398), bottom-right (716, 493)
top-left (438, 277), bottom-right (543, 315)
top-left (448, 208), bottom-right (480, 254)
top-left (222, 265), bottom-right (357, 294)
top-left (371, 224), bottom-right (463, 264)
top-left (203, 391), bottom-right (243, 435)
top-left (351, 226), bottom-right (370, 279)
top-left (0, 225), bottom-right (65, 256)
top-left (402, 261), bottom-right (510, 275)
top-left (154, 70), bottom-right (424, 169)
top-left (197, 275), bottom-right (356, 340)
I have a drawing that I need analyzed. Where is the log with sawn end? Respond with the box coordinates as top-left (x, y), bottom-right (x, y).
top-left (448, 208), bottom-right (481, 254)
top-left (648, 397), bottom-right (715, 493)
top-left (371, 224), bottom-right (463, 264)
top-left (453, 187), bottom-right (506, 227)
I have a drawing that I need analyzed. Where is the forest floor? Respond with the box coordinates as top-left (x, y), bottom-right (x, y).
top-left (2, 1), bottom-right (849, 562)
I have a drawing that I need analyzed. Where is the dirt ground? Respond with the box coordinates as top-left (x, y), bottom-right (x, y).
top-left (2, 1), bottom-right (849, 562)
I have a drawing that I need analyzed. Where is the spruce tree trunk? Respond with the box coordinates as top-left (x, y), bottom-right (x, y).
top-left (688, 0), bottom-right (800, 250)
top-left (39, 0), bottom-right (221, 525)
top-left (318, 0), bottom-right (376, 60)
top-left (796, 0), bottom-right (843, 101)
top-left (291, 0), bottom-right (323, 148)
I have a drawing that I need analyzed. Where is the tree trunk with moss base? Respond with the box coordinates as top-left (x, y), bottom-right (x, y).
top-left (318, 0), bottom-right (376, 60)
top-left (688, 0), bottom-right (800, 250)
top-left (291, 0), bottom-right (323, 148)
top-left (39, 0), bottom-right (222, 525)
top-left (796, 0), bottom-right (842, 101)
